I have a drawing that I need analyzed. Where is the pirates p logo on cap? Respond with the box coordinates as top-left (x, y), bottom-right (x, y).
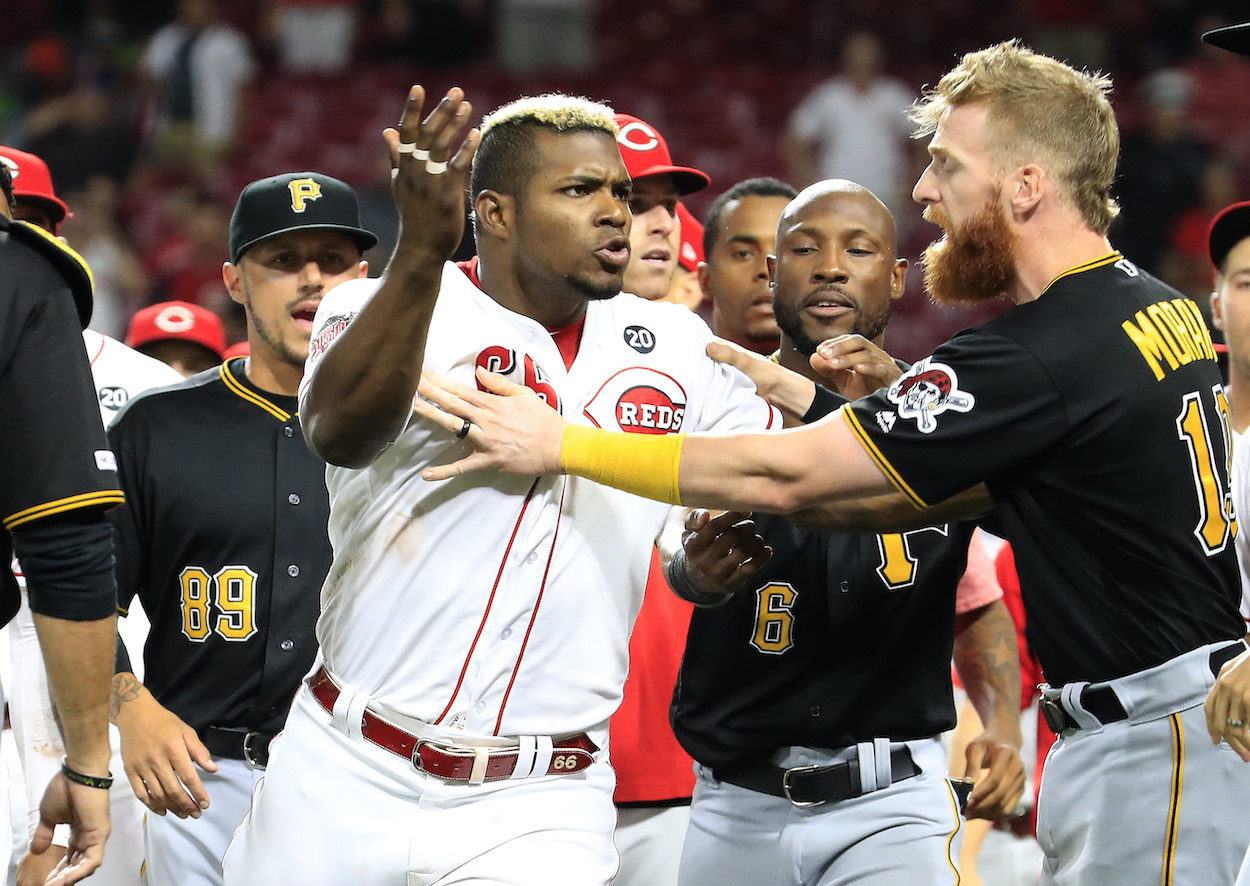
top-left (288, 178), bottom-right (323, 213)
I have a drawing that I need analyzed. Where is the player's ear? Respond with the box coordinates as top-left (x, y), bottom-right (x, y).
top-left (696, 261), bottom-right (712, 301)
top-left (357, 260), bottom-right (369, 279)
top-left (1010, 164), bottom-right (1044, 216)
top-left (475, 190), bottom-right (514, 241)
top-left (891, 257), bottom-right (909, 300)
top-left (1211, 289), bottom-right (1225, 331)
top-left (222, 261), bottom-right (247, 307)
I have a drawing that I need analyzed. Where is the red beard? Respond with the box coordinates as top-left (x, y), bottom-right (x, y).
top-left (921, 200), bottom-right (1018, 306)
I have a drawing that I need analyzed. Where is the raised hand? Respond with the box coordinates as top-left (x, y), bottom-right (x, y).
top-left (811, 334), bottom-right (904, 400)
top-left (413, 367), bottom-right (569, 480)
top-left (383, 85), bottom-right (480, 263)
top-left (704, 338), bottom-right (815, 427)
top-left (679, 509), bottom-right (772, 600)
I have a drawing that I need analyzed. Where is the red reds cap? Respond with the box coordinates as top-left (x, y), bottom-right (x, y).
top-left (1208, 201), bottom-right (1250, 273)
top-left (613, 114), bottom-right (710, 195)
top-left (1202, 22), bottom-right (1250, 56)
top-left (223, 341), bottom-right (250, 360)
top-left (676, 202), bottom-right (705, 271)
top-left (0, 146), bottom-right (69, 229)
top-left (126, 301), bottom-right (227, 359)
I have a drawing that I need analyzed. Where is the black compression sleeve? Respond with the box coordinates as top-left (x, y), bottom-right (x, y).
top-left (801, 384), bottom-right (847, 424)
top-left (13, 511), bottom-right (117, 621)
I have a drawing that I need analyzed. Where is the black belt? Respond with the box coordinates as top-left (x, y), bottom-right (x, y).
top-left (714, 746), bottom-right (918, 807)
top-left (200, 727), bottom-right (274, 769)
top-left (1040, 642), bottom-right (1247, 735)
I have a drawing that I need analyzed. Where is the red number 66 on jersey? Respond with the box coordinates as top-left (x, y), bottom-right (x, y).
top-left (475, 346), bottom-right (562, 412)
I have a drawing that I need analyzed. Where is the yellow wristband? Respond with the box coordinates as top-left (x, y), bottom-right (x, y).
top-left (560, 425), bottom-right (685, 505)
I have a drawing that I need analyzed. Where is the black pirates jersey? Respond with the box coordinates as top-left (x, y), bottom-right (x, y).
top-left (0, 218), bottom-right (122, 624)
top-left (0, 218), bottom-right (121, 535)
top-left (108, 357), bottom-right (330, 735)
top-left (672, 515), bottom-right (974, 772)
top-left (846, 253), bottom-right (1244, 685)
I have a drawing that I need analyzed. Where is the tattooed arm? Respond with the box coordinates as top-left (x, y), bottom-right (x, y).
top-left (951, 598), bottom-right (1025, 819)
top-left (110, 672), bottom-right (218, 819)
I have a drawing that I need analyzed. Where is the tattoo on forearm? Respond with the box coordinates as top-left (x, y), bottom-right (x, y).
top-left (109, 673), bottom-right (141, 722)
top-left (954, 602), bottom-right (1022, 729)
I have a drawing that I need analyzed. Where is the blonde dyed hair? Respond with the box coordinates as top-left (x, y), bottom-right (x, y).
top-left (479, 94), bottom-right (617, 138)
top-left (910, 40), bottom-right (1120, 234)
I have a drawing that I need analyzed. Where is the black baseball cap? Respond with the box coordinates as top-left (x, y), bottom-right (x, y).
top-left (1210, 202), bottom-right (1250, 273)
top-left (229, 172), bottom-right (378, 263)
top-left (1202, 22), bottom-right (1250, 55)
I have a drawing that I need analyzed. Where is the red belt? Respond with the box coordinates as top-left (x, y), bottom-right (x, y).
top-left (308, 667), bottom-right (596, 783)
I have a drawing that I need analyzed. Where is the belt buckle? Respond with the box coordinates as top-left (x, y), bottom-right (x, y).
top-left (1039, 697), bottom-right (1068, 734)
top-left (412, 739), bottom-right (432, 773)
top-left (242, 731), bottom-right (267, 769)
top-left (781, 764), bottom-right (825, 808)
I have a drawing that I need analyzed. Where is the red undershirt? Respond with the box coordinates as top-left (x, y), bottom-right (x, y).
top-left (457, 256), bottom-right (584, 370)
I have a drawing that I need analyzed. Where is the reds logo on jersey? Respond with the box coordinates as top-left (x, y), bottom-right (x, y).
top-left (885, 359), bottom-right (975, 434)
top-left (583, 367), bottom-right (687, 434)
top-left (308, 314), bottom-right (353, 361)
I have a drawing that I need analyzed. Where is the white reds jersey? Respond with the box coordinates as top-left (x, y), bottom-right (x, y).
top-left (82, 329), bottom-right (182, 427)
top-left (301, 263), bottom-right (779, 745)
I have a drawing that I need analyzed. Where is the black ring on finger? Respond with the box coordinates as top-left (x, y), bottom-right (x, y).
top-left (456, 418), bottom-right (472, 440)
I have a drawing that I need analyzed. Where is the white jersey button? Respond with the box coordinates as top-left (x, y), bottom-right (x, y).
top-left (288, 493), bottom-right (301, 505)
top-left (474, 701), bottom-right (487, 713)
top-left (288, 564), bottom-right (300, 577)
top-left (280, 639), bottom-right (294, 651)
top-left (284, 427), bottom-right (294, 437)
top-left (525, 552), bottom-right (538, 564)
top-left (501, 628), bottom-right (512, 640)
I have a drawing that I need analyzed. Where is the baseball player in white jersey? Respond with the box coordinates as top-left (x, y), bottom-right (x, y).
top-left (0, 145), bottom-right (182, 886)
top-left (222, 88), bottom-right (777, 886)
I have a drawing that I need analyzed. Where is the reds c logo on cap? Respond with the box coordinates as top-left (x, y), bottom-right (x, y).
top-left (617, 121), bottom-right (660, 153)
top-left (288, 178), bottom-right (323, 213)
top-left (154, 304), bottom-right (198, 334)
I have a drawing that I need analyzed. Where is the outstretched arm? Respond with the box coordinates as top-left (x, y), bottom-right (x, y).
top-left (415, 367), bottom-right (893, 510)
top-left (413, 367), bottom-right (987, 533)
top-left (301, 85), bottom-right (480, 468)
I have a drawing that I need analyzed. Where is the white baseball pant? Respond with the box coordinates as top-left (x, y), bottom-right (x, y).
top-left (142, 757), bottom-right (263, 886)
top-left (223, 686), bottom-right (620, 886)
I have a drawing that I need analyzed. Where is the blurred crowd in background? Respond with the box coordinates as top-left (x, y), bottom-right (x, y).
top-left (3, 0), bottom-right (1248, 361)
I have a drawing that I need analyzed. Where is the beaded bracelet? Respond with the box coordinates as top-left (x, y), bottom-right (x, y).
top-left (61, 758), bottom-right (113, 790)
